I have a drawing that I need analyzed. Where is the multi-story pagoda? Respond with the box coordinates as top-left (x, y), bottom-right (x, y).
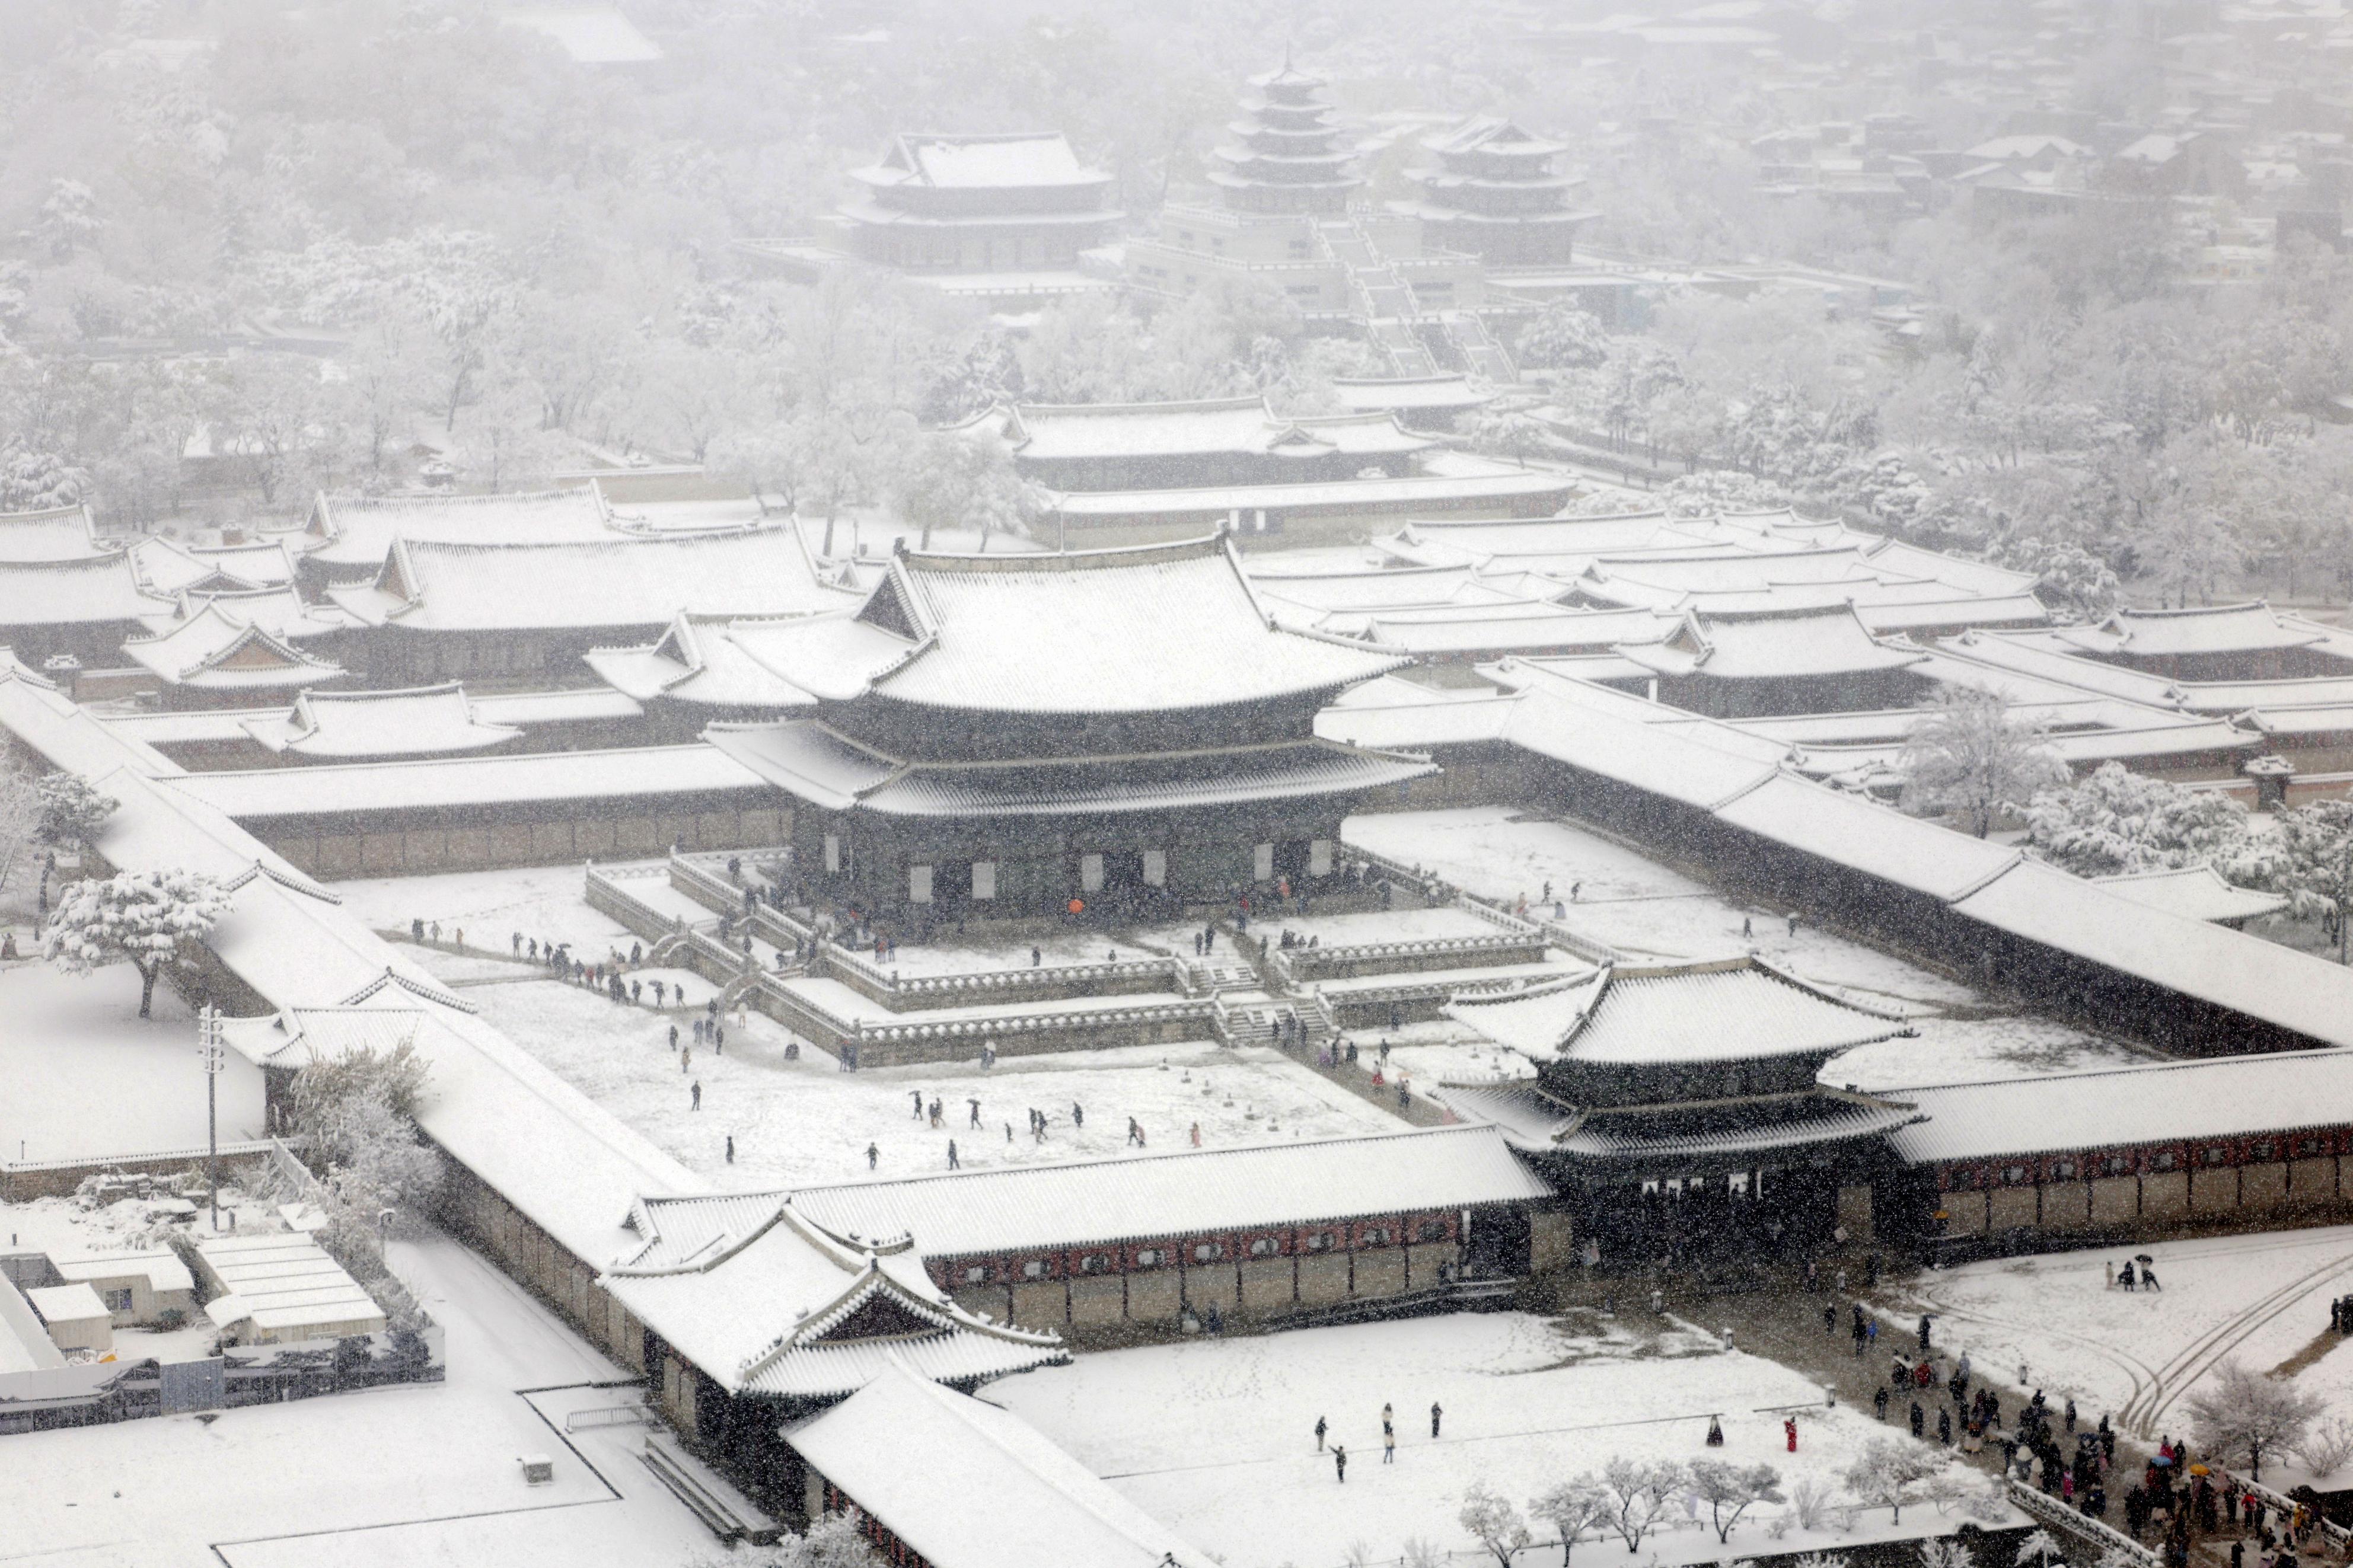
top-left (1444, 958), bottom-right (1924, 1261)
top-left (1209, 57), bottom-right (1364, 216)
top-left (703, 534), bottom-right (1433, 922)
top-left (1397, 116), bottom-right (1596, 266)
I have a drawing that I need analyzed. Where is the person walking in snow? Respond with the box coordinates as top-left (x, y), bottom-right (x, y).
top-left (947, 1140), bottom-right (959, 1170)
top-left (1333, 1445), bottom-right (1347, 1483)
top-left (690, 1081), bottom-right (702, 1111)
top-left (1918, 1313), bottom-right (1933, 1350)
top-left (1431, 1402), bottom-right (1442, 1439)
top-left (1315, 1416), bottom-right (1327, 1451)
top-left (682, 1046), bottom-right (691, 1074)
top-left (725, 1135), bottom-right (734, 1164)
top-left (866, 1142), bottom-right (878, 1171)
top-left (911, 1090), bottom-right (924, 1119)
top-left (1786, 1417), bottom-right (1799, 1453)
top-left (669, 1023), bottom-right (679, 1050)
top-left (1072, 1103), bottom-right (1083, 1130)
top-left (968, 1098), bottom-right (981, 1128)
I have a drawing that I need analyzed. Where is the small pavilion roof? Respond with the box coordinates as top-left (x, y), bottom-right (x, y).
top-left (242, 684), bottom-right (524, 760)
top-left (119, 602), bottom-right (345, 691)
top-left (1615, 603), bottom-right (1927, 681)
top-left (1421, 114), bottom-right (1571, 158)
top-left (1447, 956), bottom-right (1905, 1067)
top-left (2058, 602), bottom-right (2327, 659)
top-left (0, 504), bottom-right (111, 563)
top-left (138, 585), bottom-right (348, 642)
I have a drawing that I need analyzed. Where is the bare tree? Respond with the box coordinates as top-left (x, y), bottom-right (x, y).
top-left (1689, 1460), bottom-right (1784, 1543)
top-left (1462, 1482), bottom-right (1534, 1567)
top-left (1601, 1458), bottom-right (1688, 1554)
top-left (1899, 685), bottom-right (2069, 838)
top-left (1531, 1474), bottom-right (1615, 1567)
top-left (2183, 1361), bottom-right (2329, 1481)
top-left (1841, 1438), bottom-right (1946, 1525)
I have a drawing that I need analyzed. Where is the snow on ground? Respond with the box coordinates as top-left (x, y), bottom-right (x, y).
top-left (333, 863), bottom-right (640, 960)
top-left (1346, 808), bottom-right (2160, 1084)
top-left (457, 976), bottom-right (1407, 1187)
top-left (991, 1310), bottom-right (1995, 1568)
top-left (1269, 906), bottom-right (1497, 946)
top-left (0, 960), bottom-right (267, 1161)
top-left (1888, 1224), bottom-right (2353, 1470)
top-left (3, 1228), bottom-right (716, 1568)
top-left (1, 1189), bottom-right (278, 1365)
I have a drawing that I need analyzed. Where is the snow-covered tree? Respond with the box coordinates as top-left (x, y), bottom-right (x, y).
top-left (1600, 1457), bottom-right (1687, 1553)
top-left (35, 179), bottom-right (103, 262)
top-left (687, 1509), bottom-right (883, 1567)
top-left (1652, 469), bottom-right (1790, 518)
top-left (1689, 1460), bottom-right (1784, 1544)
top-left (36, 772), bottom-right (118, 852)
top-left (1992, 536), bottom-right (2120, 620)
top-left (1530, 1474), bottom-right (1614, 1567)
top-left (0, 759), bottom-right (40, 893)
top-left (892, 432), bottom-right (1029, 552)
top-left (1518, 303), bottom-right (1611, 371)
top-left (2269, 800), bottom-right (2353, 964)
top-left (1840, 1438), bottom-right (1946, 1525)
top-left (1899, 685), bottom-right (2069, 838)
top-left (2025, 762), bottom-right (2258, 879)
top-left (44, 868), bottom-right (228, 1018)
top-left (1470, 407), bottom-right (1552, 469)
top-left (2183, 1361), bottom-right (2329, 1480)
top-left (0, 447), bottom-right (91, 512)
top-left (1462, 1482), bottom-right (1535, 1566)
top-left (2015, 1528), bottom-right (2064, 1568)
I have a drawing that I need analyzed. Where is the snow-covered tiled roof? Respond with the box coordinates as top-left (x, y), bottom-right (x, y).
top-left (1550, 1096), bottom-right (1921, 1160)
top-left (118, 602), bottom-right (345, 691)
top-left (584, 613), bottom-right (823, 709)
top-left (1045, 469), bottom-right (1577, 520)
top-left (863, 536), bottom-right (1405, 714)
top-left (1885, 1050), bottom-right (2353, 1165)
top-left (137, 585), bottom-right (349, 642)
top-left (859, 132), bottom-right (1110, 191)
top-left (786, 1362), bottom-right (1217, 1568)
top-left (186, 539), bottom-right (299, 587)
top-left (1616, 604), bottom-right (1927, 681)
top-left (331, 527), bottom-right (855, 632)
top-left (602, 1196), bottom-right (1063, 1400)
top-left (1449, 957), bottom-right (1901, 1066)
top-left (242, 684), bottom-right (524, 760)
top-left (165, 742), bottom-right (768, 820)
top-left (786, 1126), bottom-right (1550, 1261)
top-left (0, 504), bottom-right (111, 563)
top-left (0, 553), bottom-right (177, 628)
top-left (710, 718), bottom-right (1433, 819)
top-left (1328, 375), bottom-right (1494, 413)
top-left (995, 397), bottom-right (1430, 464)
top-left (2061, 602), bottom-right (2326, 659)
top-left (2088, 865), bottom-right (2288, 925)
top-left (298, 487), bottom-right (621, 573)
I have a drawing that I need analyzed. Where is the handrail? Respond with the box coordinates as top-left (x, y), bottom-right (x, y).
top-left (2004, 1478), bottom-right (2157, 1568)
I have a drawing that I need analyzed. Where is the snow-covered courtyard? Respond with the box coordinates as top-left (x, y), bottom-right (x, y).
top-left (0, 959), bottom-right (267, 1162)
top-left (448, 970), bottom-right (1407, 1188)
top-left (1346, 807), bottom-right (2161, 1087)
top-left (991, 1310), bottom-right (2002, 1568)
top-left (1887, 1224), bottom-right (2353, 1479)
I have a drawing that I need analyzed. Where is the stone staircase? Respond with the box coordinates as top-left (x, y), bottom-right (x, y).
top-left (637, 1432), bottom-right (781, 1545)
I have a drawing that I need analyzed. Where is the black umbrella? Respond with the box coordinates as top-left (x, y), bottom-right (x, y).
top-left (2135, 1253), bottom-right (2155, 1264)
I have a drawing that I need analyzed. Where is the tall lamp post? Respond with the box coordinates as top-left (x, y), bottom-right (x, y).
top-left (197, 1007), bottom-right (224, 1231)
